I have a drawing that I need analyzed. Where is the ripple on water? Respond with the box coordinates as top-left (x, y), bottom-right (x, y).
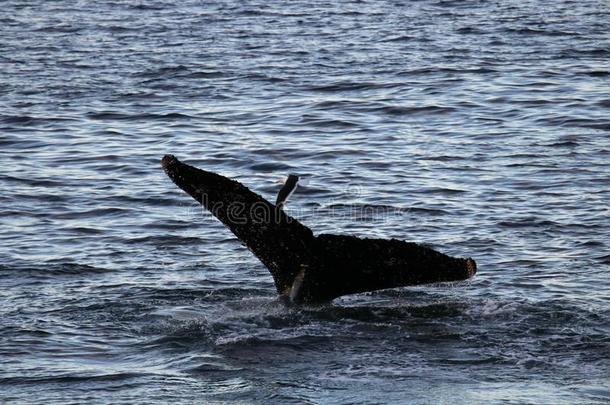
top-left (1, 0), bottom-right (609, 403)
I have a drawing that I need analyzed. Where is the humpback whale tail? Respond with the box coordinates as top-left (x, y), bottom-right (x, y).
top-left (162, 155), bottom-right (476, 304)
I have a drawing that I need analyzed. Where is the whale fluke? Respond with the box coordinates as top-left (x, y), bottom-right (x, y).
top-left (162, 155), bottom-right (476, 304)
top-left (276, 174), bottom-right (299, 209)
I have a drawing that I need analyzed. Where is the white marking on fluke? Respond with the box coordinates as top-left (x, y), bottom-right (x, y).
top-left (289, 266), bottom-right (306, 303)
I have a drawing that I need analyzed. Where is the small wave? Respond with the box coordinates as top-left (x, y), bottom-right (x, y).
top-left (105, 25), bottom-right (140, 33)
top-left (241, 72), bottom-right (286, 83)
top-left (107, 195), bottom-right (180, 207)
top-left (498, 218), bottom-right (559, 228)
top-left (59, 226), bottom-right (105, 235)
top-left (547, 140), bottom-right (579, 147)
top-left (0, 372), bottom-right (145, 386)
top-left (237, 9), bottom-right (269, 16)
top-left (586, 70), bottom-right (609, 77)
top-left (505, 27), bottom-right (580, 37)
top-left (441, 355), bottom-right (502, 365)
top-left (578, 240), bottom-right (605, 247)
top-left (377, 105), bottom-right (456, 116)
top-left (0, 114), bottom-right (74, 126)
top-left (34, 25), bottom-right (83, 34)
top-left (124, 235), bottom-right (202, 246)
top-left (306, 81), bottom-right (401, 92)
top-left (0, 262), bottom-right (110, 277)
top-left (127, 284), bottom-right (271, 303)
top-left (456, 26), bottom-right (484, 34)
top-left (215, 334), bottom-right (334, 352)
top-left (423, 155), bottom-right (468, 161)
top-left (53, 207), bottom-right (129, 220)
top-left (397, 67), bottom-right (496, 76)
top-left (144, 320), bottom-right (214, 348)
top-left (186, 71), bottom-right (226, 79)
top-left (249, 162), bottom-right (293, 171)
top-left (381, 35), bottom-right (415, 42)
top-left (597, 99), bottom-right (610, 108)
top-left (186, 362), bottom-right (244, 375)
top-left (1, 115), bottom-right (39, 125)
top-left (407, 207), bottom-right (449, 215)
top-left (85, 111), bottom-right (194, 121)
top-left (417, 187), bottom-right (467, 195)
top-left (597, 254), bottom-right (610, 264)
top-left (299, 115), bottom-right (360, 128)
top-left (311, 99), bottom-right (359, 109)
top-left (136, 65), bottom-right (190, 78)
top-left (561, 48), bottom-right (609, 57)
top-left (540, 116), bottom-right (610, 131)
top-left (0, 326), bottom-right (52, 339)
top-left (0, 175), bottom-right (63, 188)
top-left (128, 3), bottom-right (165, 10)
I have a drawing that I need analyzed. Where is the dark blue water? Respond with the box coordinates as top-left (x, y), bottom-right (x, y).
top-left (1, 0), bottom-right (609, 403)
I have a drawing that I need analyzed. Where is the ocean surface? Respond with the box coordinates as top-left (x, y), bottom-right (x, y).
top-left (1, 0), bottom-right (609, 403)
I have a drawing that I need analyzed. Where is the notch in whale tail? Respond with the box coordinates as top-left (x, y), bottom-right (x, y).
top-left (162, 155), bottom-right (476, 304)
